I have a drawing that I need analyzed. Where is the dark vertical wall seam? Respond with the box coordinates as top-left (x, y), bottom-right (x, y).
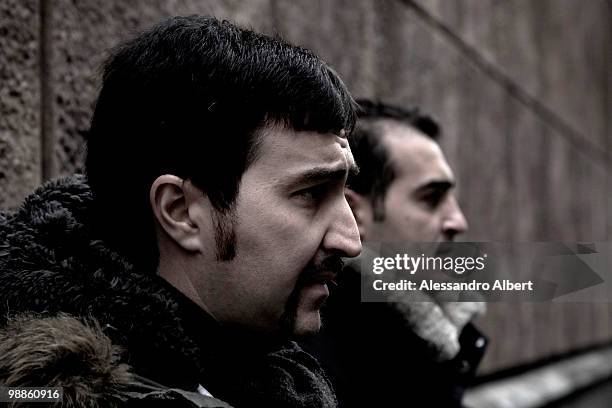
top-left (606, 0), bottom-right (612, 241)
top-left (606, 0), bottom-right (611, 150)
top-left (40, 0), bottom-right (54, 181)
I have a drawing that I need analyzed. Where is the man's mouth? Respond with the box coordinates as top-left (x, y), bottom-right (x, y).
top-left (305, 270), bottom-right (337, 285)
top-left (298, 255), bottom-right (344, 288)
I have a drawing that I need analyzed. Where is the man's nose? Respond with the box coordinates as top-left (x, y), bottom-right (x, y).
top-left (322, 197), bottom-right (362, 258)
top-left (442, 196), bottom-right (468, 241)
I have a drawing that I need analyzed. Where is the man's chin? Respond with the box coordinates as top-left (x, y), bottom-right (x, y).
top-left (279, 279), bottom-right (329, 337)
top-left (279, 300), bottom-right (323, 338)
top-left (294, 282), bottom-right (331, 334)
top-left (292, 313), bottom-right (322, 337)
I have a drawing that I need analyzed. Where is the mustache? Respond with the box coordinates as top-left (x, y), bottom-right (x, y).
top-left (299, 255), bottom-right (345, 285)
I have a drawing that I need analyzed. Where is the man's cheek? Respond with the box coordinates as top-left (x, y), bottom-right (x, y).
top-left (276, 271), bottom-right (302, 309)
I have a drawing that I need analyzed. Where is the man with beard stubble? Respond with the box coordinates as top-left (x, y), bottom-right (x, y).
top-left (0, 16), bottom-right (361, 408)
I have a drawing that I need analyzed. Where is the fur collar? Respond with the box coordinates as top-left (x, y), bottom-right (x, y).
top-left (0, 175), bottom-right (213, 387)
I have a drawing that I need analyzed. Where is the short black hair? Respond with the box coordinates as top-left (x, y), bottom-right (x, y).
top-left (86, 16), bottom-right (357, 269)
top-left (347, 99), bottom-right (439, 220)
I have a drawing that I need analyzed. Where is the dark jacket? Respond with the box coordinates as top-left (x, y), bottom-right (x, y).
top-left (0, 175), bottom-right (337, 408)
top-left (302, 259), bottom-right (487, 408)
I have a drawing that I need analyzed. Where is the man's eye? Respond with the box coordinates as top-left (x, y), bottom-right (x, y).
top-left (293, 184), bottom-right (328, 205)
top-left (421, 191), bottom-right (445, 208)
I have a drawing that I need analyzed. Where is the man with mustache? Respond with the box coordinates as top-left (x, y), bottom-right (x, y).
top-left (304, 100), bottom-right (487, 408)
top-left (0, 16), bottom-right (361, 407)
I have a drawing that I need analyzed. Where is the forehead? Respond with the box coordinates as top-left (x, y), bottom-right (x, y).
top-left (381, 123), bottom-right (453, 186)
top-left (253, 125), bottom-right (355, 177)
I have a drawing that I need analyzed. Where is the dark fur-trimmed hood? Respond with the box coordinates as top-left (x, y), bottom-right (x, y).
top-left (0, 314), bottom-right (232, 407)
top-left (0, 314), bottom-right (132, 407)
top-left (0, 175), bottom-right (206, 388)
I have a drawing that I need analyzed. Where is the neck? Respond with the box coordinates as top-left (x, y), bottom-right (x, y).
top-left (157, 252), bottom-right (214, 319)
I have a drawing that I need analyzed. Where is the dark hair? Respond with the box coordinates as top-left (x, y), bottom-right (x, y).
top-left (86, 16), bottom-right (356, 269)
top-left (347, 99), bottom-right (439, 220)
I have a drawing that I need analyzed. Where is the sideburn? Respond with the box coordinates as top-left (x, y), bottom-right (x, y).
top-left (211, 207), bottom-right (237, 261)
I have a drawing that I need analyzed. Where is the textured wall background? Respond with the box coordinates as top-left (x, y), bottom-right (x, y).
top-left (0, 0), bottom-right (40, 211)
top-left (1, 0), bottom-right (610, 375)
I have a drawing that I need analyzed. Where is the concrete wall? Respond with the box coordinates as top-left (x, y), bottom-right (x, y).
top-left (1, 0), bottom-right (610, 375)
top-left (0, 0), bottom-right (41, 210)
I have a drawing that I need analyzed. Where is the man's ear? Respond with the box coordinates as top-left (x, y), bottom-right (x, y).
top-left (150, 175), bottom-right (204, 252)
top-left (344, 188), bottom-right (373, 241)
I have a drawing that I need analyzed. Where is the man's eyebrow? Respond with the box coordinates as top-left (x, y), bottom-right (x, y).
top-left (284, 162), bottom-right (358, 187)
top-left (414, 180), bottom-right (454, 194)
